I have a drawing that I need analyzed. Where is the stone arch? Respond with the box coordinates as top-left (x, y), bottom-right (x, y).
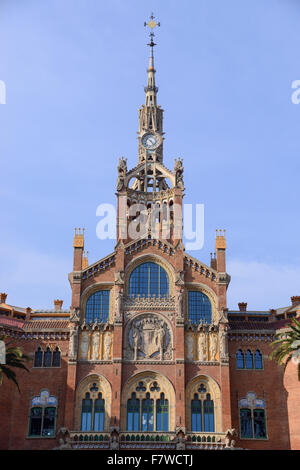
top-left (75, 374), bottom-right (112, 432)
top-left (121, 370), bottom-right (176, 431)
top-left (185, 374), bottom-right (222, 432)
top-left (125, 253), bottom-right (176, 297)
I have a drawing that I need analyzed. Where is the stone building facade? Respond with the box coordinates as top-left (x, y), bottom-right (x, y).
top-left (0, 29), bottom-right (300, 451)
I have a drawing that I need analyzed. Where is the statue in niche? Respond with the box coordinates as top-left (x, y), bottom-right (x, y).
top-left (103, 332), bottom-right (111, 360)
top-left (80, 331), bottom-right (89, 360)
top-left (114, 289), bottom-right (123, 322)
top-left (92, 331), bottom-right (100, 360)
top-left (186, 334), bottom-right (193, 360)
top-left (198, 331), bottom-right (206, 362)
top-left (176, 289), bottom-right (184, 318)
top-left (116, 157), bottom-right (127, 191)
top-left (174, 158), bottom-right (184, 189)
top-left (69, 325), bottom-right (78, 360)
top-left (209, 332), bottom-right (218, 362)
top-left (219, 328), bottom-right (228, 359)
top-left (157, 325), bottom-right (166, 360)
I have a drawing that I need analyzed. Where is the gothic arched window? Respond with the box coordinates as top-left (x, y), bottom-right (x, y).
top-left (203, 394), bottom-right (214, 432)
top-left (43, 347), bottom-right (52, 367)
top-left (191, 391), bottom-right (215, 432)
top-left (127, 393), bottom-right (140, 431)
top-left (85, 290), bottom-right (110, 323)
top-left (254, 350), bottom-right (263, 369)
top-left (245, 350), bottom-right (254, 369)
top-left (81, 392), bottom-right (93, 431)
top-left (34, 347), bottom-right (43, 367)
top-left (236, 349), bottom-right (244, 369)
top-left (156, 393), bottom-right (169, 431)
top-left (129, 262), bottom-right (169, 299)
top-left (142, 393), bottom-right (154, 431)
top-left (188, 291), bottom-right (212, 324)
top-left (52, 347), bottom-right (61, 367)
top-left (191, 394), bottom-right (202, 432)
top-left (94, 393), bottom-right (105, 431)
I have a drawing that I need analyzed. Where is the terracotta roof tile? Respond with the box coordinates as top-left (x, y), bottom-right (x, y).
top-left (23, 320), bottom-right (70, 330)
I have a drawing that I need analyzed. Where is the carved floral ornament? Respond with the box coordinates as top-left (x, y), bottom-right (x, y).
top-left (124, 313), bottom-right (173, 361)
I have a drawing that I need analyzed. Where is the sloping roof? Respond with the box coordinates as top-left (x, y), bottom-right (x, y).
top-left (229, 321), bottom-right (276, 331)
top-left (0, 316), bottom-right (25, 330)
top-left (23, 320), bottom-right (70, 331)
top-left (228, 310), bottom-right (271, 316)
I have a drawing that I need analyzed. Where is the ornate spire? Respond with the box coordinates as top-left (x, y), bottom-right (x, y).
top-left (144, 13), bottom-right (160, 106)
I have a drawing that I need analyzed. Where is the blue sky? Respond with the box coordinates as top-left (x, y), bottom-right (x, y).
top-left (0, 0), bottom-right (299, 310)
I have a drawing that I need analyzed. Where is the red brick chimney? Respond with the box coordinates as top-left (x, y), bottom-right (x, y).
top-left (238, 302), bottom-right (247, 312)
top-left (291, 296), bottom-right (300, 306)
top-left (0, 293), bottom-right (7, 304)
top-left (54, 299), bottom-right (63, 311)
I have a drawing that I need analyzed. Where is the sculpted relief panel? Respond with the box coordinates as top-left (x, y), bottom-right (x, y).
top-left (124, 314), bottom-right (172, 361)
top-left (185, 328), bottom-right (220, 362)
top-left (78, 328), bottom-right (112, 361)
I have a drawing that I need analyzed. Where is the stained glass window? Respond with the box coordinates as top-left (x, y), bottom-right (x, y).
top-left (188, 291), bottom-right (212, 324)
top-left (129, 262), bottom-right (169, 298)
top-left (85, 290), bottom-right (110, 323)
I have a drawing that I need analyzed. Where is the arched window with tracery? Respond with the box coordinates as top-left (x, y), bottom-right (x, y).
top-left (125, 379), bottom-right (170, 432)
top-left (85, 290), bottom-right (110, 323)
top-left (190, 384), bottom-right (215, 432)
top-left (188, 291), bottom-right (212, 324)
top-left (43, 347), bottom-right (52, 367)
top-left (245, 350), bottom-right (254, 369)
top-left (236, 349), bottom-right (244, 369)
top-left (80, 386), bottom-right (105, 432)
top-left (34, 347), bottom-right (43, 367)
top-left (129, 262), bottom-right (169, 298)
top-left (52, 347), bottom-right (61, 367)
top-left (254, 350), bottom-right (263, 369)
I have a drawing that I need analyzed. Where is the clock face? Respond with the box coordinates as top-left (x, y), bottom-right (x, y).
top-left (141, 133), bottom-right (159, 150)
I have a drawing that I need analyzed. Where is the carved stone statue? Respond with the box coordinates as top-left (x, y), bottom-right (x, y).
top-left (175, 435), bottom-right (185, 450)
top-left (92, 331), bottom-right (100, 360)
top-left (114, 289), bottom-right (123, 322)
top-left (110, 434), bottom-right (119, 450)
top-left (174, 158), bottom-right (184, 189)
top-left (117, 157), bottom-right (127, 191)
top-left (69, 325), bottom-right (78, 360)
top-left (186, 334), bottom-right (193, 361)
top-left (157, 325), bottom-right (166, 360)
top-left (176, 289), bottom-right (184, 319)
top-left (80, 331), bottom-right (89, 360)
top-left (209, 332), bottom-right (218, 362)
top-left (198, 331), bottom-right (206, 362)
top-left (219, 328), bottom-right (228, 359)
top-left (103, 332), bottom-right (111, 360)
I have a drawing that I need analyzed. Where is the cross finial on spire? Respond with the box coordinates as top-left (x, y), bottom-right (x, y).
top-left (144, 13), bottom-right (160, 51)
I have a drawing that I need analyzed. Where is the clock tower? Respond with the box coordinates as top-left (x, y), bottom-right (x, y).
top-left (116, 15), bottom-right (185, 244)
